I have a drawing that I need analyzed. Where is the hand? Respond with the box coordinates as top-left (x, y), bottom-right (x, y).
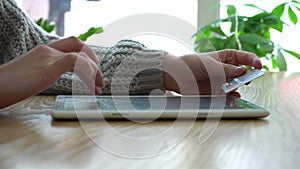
top-left (164, 49), bottom-right (262, 95)
top-left (0, 37), bottom-right (104, 108)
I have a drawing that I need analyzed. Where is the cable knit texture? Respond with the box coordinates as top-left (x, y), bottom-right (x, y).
top-left (0, 0), bottom-right (166, 95)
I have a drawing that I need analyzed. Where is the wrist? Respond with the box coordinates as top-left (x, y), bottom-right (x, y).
top-left (0, 63), bottom-right (15, 108)
top-left (163, 54), bottom-right (180, 93)
top-left (0, 62), bottom-right (36, 108)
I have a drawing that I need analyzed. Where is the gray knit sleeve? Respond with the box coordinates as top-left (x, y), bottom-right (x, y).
top-left (100, 40), bottom-right (166, 95)
top-left (0, 0), bottom-right (58, 64)
top-left (42, 40), bottom-right (166, 95)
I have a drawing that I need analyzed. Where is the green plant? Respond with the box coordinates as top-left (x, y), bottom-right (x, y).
top-left (35, 18), bottom-right (103, 42)
top-left (194, 0), bottom-right (300, 71)
top-left (36, 18), bottom-right (55, 33)
top-left (78, 27), bottom-right (103, 42)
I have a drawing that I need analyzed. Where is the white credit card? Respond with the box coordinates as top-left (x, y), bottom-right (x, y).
top-left (222, 69), bottom-right (265, 93)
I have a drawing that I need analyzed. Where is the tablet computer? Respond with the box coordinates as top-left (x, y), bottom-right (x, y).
top-left (51, 95), bottom-right (269, 119)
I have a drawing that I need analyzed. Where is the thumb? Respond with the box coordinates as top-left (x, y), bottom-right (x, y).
top-left (223, 64), bottom-right (247, 78)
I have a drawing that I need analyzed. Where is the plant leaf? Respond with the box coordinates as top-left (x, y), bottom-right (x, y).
top-left (36, 18), bottom-right (43, 26)
top-left (200, 25), bottom-right (212, 37)
top-left (209, 24), bottom-right (227, 37)
top-left (244, 4), bottom-right (267, 12)
top-left (288, 6), bottom-right (298, 24)
top-left (291, 0), bottom-right (300, 10)
top-left (227, 5), bottom-right (237, 16)
top-left (271, 3), bottom-right (285, 18)
top-left (283, 49), bottom-right (300, 59)
top-left (223, 36), bottom-right (238, 49)
top-left (257, 42), bottom-right (274, 52)
top-left (78, 27), bottom-right (103, 42)
top-left (294, 5), bottom-right (300, 12)
top-left (241, 43), bottom-right (257, 54)
top-left (239, 33), bottom-right (268, 45)
top-left (229, 19), bottom-right (236, 33)
top-left (276, 49), bottom-right (287, 71)
top-left (248, 12), bottom-right (283, 32)
top-left (194, 38), bottom-right (217, 52)
top-left (263, 14), bottom-right (279, 25)
top-left (194, 30), bottom-right (211, 44)
top-left (261, 13), bottom-right (283, 32)
top-left (35, 18), bottom-right (55, 33)
top-left (271, 55), bottom-right (278, 69)
top-left (197, 22), bottom-right (227, 38)
top-left (262, 65), bottom-right (270, 71)
top-left (292, 0), bottom-right (300, 5)
top-left (269, 19), bottom-right (283, 32)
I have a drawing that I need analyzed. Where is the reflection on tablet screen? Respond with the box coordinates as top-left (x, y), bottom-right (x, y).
top-left (61, 96), bottom-right (253, 111)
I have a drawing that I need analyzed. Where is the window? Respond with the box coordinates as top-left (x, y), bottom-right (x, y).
top-left (65, 0), bottom-right (198, 55)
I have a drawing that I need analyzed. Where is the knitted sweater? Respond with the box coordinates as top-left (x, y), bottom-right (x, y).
top-left (0, 0), bottom-right (166, 95)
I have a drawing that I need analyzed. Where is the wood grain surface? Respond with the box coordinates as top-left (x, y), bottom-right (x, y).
top-left (0, 72), bottom-right (300, 169)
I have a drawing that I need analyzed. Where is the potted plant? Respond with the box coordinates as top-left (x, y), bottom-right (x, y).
top-left (194, 0), bottom-right (300, 71)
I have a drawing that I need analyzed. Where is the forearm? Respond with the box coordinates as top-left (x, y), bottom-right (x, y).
top-left (0, 63), bottom-right (41, 108)
top-left (163, 54), bottom-right (181, 93)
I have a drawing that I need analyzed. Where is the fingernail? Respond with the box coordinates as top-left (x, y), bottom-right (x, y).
top-left (235, 66), bottom-right (246, 74)
top-left (228, 91), bottom-right (241, 98)
top-left (96, 56), bottom-right (99, 63)
top-left (96, 87), bottom-right (102, 94)
top-left (253, 60), bottom-right (262, 69)
top-left (96, 81), bottom-right (105, 88)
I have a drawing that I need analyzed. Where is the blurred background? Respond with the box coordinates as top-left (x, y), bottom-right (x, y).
top-left (15, 0), bottom-right (300, 71)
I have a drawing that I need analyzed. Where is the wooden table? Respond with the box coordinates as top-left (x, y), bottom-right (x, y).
top-left (1, 72), bottom-right (300, 169)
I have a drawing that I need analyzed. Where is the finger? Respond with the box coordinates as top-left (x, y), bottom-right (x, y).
top-left (95, 69), bottom-right (105, 88)
top-left (73, 54), bottom-right (105, 89)
top-left (67, 52), bottom-right (91, 73)
top-left (52, 53), bottom-right (95, 91)
top-left (77, 52), bottom-right (105, 88)
top-left (71, 56), bottom-right (102, 94)
top-left (47, 36), bottom-right (99, 64)
top-left (50, 53), bottom-right (104, 94)
top-left (200, 57), bottom-right (246, 78)
top-left (81, 45), bottom-right (99, 64)
top-left (228, 91), bottom-right (241, 98)
top-left (217, 50), bottom-right (262, 69)
top-left (223, 63), bottom-right (247, 78)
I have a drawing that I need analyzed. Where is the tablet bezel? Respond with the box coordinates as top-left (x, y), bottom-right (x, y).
top-left (51, 95), bottom-right (269, 119)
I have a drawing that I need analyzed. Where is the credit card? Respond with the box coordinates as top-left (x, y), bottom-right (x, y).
top-left (222, 69), bottom-right (265, 93)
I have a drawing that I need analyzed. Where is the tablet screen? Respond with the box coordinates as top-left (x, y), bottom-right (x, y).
top-left (54, 95), bottom-right (263, 111)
